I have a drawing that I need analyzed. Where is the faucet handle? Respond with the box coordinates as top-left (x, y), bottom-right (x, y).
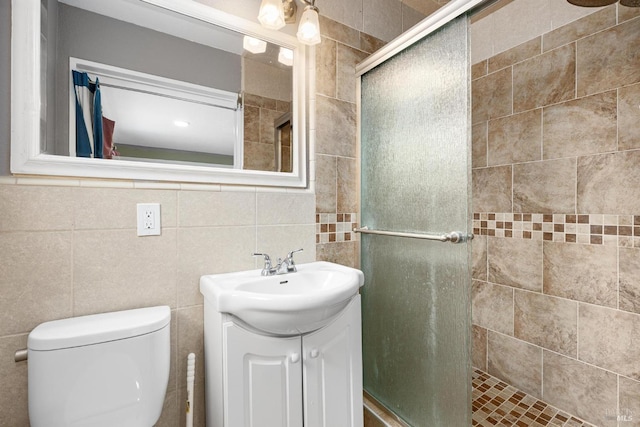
top-left (252, 252), bottom-right (273, 275)
top-left (286, 248), bottom-right (303, 260)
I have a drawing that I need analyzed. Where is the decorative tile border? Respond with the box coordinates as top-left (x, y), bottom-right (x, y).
top-left (473, 213), bottom-right (640, 247)
top-left (316, 213), bottom-right (358, 244)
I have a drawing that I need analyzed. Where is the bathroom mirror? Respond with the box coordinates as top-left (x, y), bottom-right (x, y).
top-left (11, 0), bottom-right (308, 187)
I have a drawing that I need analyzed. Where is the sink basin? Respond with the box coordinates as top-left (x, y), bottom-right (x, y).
top-left (200, 261), bottom-right (364, 336)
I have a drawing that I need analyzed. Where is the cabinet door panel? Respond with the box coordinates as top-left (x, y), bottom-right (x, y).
top-left (303, 296), bottom-right (363, 427)
top-left (224, 322), bottom-right (303, 427)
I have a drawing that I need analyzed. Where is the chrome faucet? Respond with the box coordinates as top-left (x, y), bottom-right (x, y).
top-left (252, 248), bottom-right (303, 276)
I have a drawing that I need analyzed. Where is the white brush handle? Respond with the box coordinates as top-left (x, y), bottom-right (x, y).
top-left (186, 353), bottom-right (196, 427)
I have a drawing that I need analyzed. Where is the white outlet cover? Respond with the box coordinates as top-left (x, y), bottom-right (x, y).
top-left (137, 203), bottom-right (161, 236)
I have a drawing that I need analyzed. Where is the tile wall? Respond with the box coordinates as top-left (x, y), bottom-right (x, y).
top-left (0, 182), bottom-right (316, 426)
top-left (471, 5), bottom-right (640, 426)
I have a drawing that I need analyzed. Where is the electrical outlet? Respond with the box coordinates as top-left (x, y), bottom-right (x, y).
top-left (137, 203), bottom-right (161, 236)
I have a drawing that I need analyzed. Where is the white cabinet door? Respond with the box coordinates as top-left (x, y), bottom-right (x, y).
top-left (303, 296), bottom-right (363, 427)
top-left (223, 322), bottom-right (303, 427)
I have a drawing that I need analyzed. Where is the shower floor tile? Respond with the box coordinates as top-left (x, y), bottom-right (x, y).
top-left (472, 368), bottom-right (595, 427)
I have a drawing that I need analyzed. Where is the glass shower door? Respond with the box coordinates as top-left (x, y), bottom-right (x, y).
top-left (359, 15), bottom-right (471, 426)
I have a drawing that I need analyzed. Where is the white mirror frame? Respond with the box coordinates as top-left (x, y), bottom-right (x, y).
top-left (11, 0), bottom-right (309, 187)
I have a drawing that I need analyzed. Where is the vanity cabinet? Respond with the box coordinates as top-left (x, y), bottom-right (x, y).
top-left (205, 295), bottom-right (363, 427)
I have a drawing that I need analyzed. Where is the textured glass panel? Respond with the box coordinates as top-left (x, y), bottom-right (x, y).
top-left (360, 16), bottom-right (471, 426)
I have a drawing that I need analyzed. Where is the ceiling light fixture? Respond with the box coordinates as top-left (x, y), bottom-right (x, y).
top-left (258, 0), bottom-right (321, 46)
top-left (173, 120), bottom-right (190, 128)
top-left (243, 36), bottom-right (267, 54)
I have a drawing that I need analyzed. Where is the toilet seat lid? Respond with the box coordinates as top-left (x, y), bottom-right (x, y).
top-left (28, 306), bottom-right (171, 351)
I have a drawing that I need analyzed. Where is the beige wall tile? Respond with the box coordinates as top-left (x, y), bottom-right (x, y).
top-left (244, 140), bottom-right (276, 172)
top-left (0, 335), bottom-right (28, 427)
top-left (487, 331), bottom-right (542, 398)
top-left (363, 0), bottom-right (402, 42)
top-left (470, 15), bottom-right (494, 64)
top-left (401, 4), bottom-right (426, 32)
top-left (319, 15), bottom-right (361, 49)
top-left (0, 232), bottom-right (72, 335)
top-left (471, 60), bottom-right (488, 80)
top-left (618, 82), bottom-right (640, 151)
top-left (472, 165), bottom-right (512, 213)
top-left (0, 185), bottom-right (73, 231)
top-left (472, 234), bottom-right (487, 280)
top-left (155, 389), bottom-right (179, 427)
top-left (256, 225), bottom-right (317, 264)
top-left (359, 32), bottom-right (386, 55)
top-left (513, 44), bottom-right (576, 112)
top-left (488, 237), bottom-right (542, 292)
top-left (316, 0), bottom-right (363, 33)
top-left (490, 0), bottom-right (550, 57)
top-left (472, 325), bottom-right (488, 371)
top-left (167, 314), bottom-right (178, 393)
top-left (488, 109), bottom-right (542, 166)
top-left (619, 4), bottom-right (640, 23)
top-left (178, 191), bottom-right (256, 227)
top-left (514, 290), bottom-right (577, 357)
top-left (257, 193), bottom-right (315, 225)
top-left (543, 6), bottom-right (616, 52)
top-left (472, 280), bottom-right (514, 335)
top-left (336, 44), bottom-right (368, 104)
top-left (315, 95), bottom-right (357, 158)
top-left (619, 377), bottom-right (640, 425)
top-left (472, 67), bottom-right (513, 124)
top-left (177, 306), bottom-right (204, 386)
top-left (513, 158), bottom-right (576, 214)
top-left (577, 17), bottom-right (640, 97)
top-left (543, 350), bottom-right (617, 427)
top-left (401, 0), bottom-right (441, 17)
top-left (543, 242), bottom-right (617, 307)
top-left (548, 1), bottom-right (607, 30)
top-left (316, 241), bottom-right (359, 268)
top-left (472, 122), bottom-right (488, 168)
top-left (177, 226), bottom-right (256, 307)
top-left (73, 187), bottom-right (177, 230)
top-left (243, 105), bottom-right (260, 142)
top-left (259, 108), bottom-right (282, 147)
top-left (579, 304), bottom-right (640, 381)
top-left (337, 156), bottom-right (357, 214)
top-left (315, 155), bottom-right (337, 213)
top-left (488, 37), bottom-right (541, 73)
top-left (542, 91), bottom-right (617, 160)
top-left (577, 150), bottom-right (640, 215)
top-left (73, 229), bottom-right (177, 316)
top-left (317, 38), bottom-right (337, 98)
top-left (620, 247), bottom-right (640, 314)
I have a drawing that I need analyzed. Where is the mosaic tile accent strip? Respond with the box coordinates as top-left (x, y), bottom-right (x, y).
top-left (472, 369), bottom-right (595, 427)
top-left (316, 213), bottom-right (358, 244)
top-left (473, 213), bottom-right (640, 247)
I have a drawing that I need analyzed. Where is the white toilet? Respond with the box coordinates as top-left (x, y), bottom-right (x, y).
top-left (27, 306), bottom-right (171, 427)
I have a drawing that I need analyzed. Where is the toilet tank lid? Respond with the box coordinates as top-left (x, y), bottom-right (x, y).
top-left (28, 306), bottom-right (171, 351)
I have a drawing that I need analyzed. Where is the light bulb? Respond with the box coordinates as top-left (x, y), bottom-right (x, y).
top-left (258, 0), bottom-right (286, 30)
top-left (296, 6), bottom-right (321, 46)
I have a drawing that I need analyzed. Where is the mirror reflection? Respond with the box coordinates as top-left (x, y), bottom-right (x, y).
top-left (41, 0), bottom-right (294, 172)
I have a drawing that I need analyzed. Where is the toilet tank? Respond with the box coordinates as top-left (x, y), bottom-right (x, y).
top-left (27, 306), bottom-right (171, 427)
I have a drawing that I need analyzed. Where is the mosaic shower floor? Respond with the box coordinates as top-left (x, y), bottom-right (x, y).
top-left (472, 369), bottom-right (594, 427)
top-left (364, 369), bottom-right (595, 427)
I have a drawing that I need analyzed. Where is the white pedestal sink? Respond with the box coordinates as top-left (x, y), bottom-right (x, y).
top-left (200, 261), bottom-right (365, 427)
top-left (200, 260), bottom-right (364, 336)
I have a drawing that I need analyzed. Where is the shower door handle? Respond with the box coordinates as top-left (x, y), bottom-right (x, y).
top-left (353, 226), bottom-right (473, 243)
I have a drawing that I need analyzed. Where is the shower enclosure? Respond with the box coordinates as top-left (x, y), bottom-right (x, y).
top-left (356, 1), bottom-right (480, 424)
